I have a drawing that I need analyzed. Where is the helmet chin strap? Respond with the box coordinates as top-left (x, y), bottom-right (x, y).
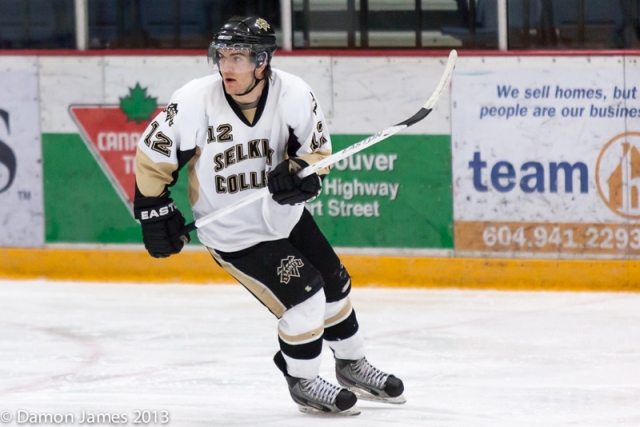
top-left (220, 68), bottom-right (263, 98)
top-left (235, 69), bottom-right (263, 97)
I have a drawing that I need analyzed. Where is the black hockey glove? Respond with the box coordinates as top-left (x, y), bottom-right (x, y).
top-left (134, 197), bottom-right (191, 258)
top-left (268, 158), bottom-right (322, 205)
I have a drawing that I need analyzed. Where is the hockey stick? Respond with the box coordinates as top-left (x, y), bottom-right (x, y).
top-left (183, 49), bottom-right (457, 234)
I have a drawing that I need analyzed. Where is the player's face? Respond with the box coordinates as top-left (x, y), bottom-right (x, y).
top-left (218, 49), bottom-right (257, 95)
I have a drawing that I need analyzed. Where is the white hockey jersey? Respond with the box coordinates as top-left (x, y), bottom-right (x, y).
top-left (135, 69), bottom-right (331, 252)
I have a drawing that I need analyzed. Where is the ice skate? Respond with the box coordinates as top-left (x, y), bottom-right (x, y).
top-left (274, 351), bottom-right (360, 416)
top-left (335, 357), bottom-right (406, 404)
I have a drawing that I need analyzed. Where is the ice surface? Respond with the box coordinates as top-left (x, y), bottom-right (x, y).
top-left (0, 280), bottom-right (639, 426)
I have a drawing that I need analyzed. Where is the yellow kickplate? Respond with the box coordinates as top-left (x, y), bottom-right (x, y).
top-left (0, 248), bottom-right (638, 292)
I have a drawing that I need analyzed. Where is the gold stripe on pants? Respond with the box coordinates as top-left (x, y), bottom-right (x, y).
top-left (208, 248), bottom-right (287, 318)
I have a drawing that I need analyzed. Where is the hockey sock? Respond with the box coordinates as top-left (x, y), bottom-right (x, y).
top-left (278, 291), bottom-right (325, 379)
top-left (324, 297), bottom-right (365, 360)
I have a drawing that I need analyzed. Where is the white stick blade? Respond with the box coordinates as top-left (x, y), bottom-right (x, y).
top-left (423, 49), bottom-right (457, 111)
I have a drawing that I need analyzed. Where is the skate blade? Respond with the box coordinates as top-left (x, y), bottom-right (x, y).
top-left (348, 387), bottom-right (406, 405)
top-left (297, 404), bottom-right (361, 416)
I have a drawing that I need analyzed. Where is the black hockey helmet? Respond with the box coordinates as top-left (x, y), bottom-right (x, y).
top-left (208, 16), bottom-right (277, 70)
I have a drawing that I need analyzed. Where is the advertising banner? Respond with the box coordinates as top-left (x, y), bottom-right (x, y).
top-left (39, 56), bottom-right (453, 250)
top-left (70, 85), bottom-right (165, 213)
top-left (311, 135), bottom-right (453, 249)
top-left (0, 57), bottom-right (44, 247)
top-left (452, 56), bottom-right (640, 257)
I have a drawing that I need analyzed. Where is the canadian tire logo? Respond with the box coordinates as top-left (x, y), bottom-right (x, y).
top-left (596, 132), bottom-right (640, 219)
top-left (69, 84), bottom-right (163, 214)
top-left (0, 109), bottom-right (17, 194)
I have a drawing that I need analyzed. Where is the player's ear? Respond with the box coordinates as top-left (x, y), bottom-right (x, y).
top-left (255, 63), bottom-right (268, 79)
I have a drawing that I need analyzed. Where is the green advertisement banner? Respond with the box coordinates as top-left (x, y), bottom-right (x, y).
top-left (43, 133), bottom-right (452, 249)
top-left (310, 135), bottom-right (453, 249)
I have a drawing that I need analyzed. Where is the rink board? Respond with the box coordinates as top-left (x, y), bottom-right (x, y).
top-left (2, 52), bottom-right (640, 289)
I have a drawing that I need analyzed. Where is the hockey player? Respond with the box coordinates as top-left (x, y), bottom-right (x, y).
top-left (133, 16), bottom-right (405, 415)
